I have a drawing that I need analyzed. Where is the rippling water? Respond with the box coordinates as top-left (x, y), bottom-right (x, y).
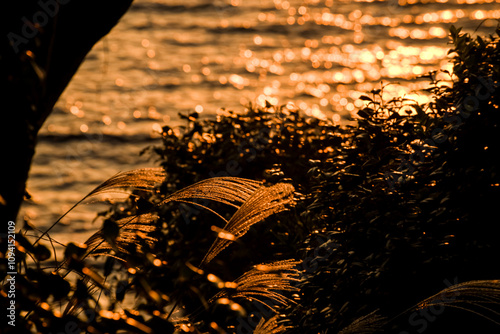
top-left (23, 0), bottom-right (500, 245)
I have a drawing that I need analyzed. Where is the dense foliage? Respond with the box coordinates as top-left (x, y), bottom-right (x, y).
top-left (287, 24), bottom-right (500, 333)
top-left (1, 24), bottom-right (499, 333)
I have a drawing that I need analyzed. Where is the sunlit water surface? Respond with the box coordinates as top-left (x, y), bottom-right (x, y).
top-left (23, 0), bottom-right (500, 248)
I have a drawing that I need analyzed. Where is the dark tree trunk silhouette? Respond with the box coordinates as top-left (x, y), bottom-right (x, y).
top-left (0, 0), bottom-right (134, 223)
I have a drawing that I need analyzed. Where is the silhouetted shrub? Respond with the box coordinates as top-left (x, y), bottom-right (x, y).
top-left (285, 24), bottom-right (500, 333)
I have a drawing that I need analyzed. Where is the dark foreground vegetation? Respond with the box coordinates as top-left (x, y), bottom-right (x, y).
top-left (1, 24), bottom-right (500, 333)
top-left (0, 0), bottom-right (133, 223)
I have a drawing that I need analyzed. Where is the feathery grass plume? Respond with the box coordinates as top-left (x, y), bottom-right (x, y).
top-left (82, 177), bottom-right (261, 260)
top-left (83, 167), bottom-right (166, 197)
top-left (211, 259), bottom-right (301, 309)
top-left (200, 183), bottom-right (296, 266)
top-left (83, 213), bottom-right (158, 260)
top-left (58, 214), bottom-right (158, 317)
top-left (57, 177), bottom-right (263, 271)
top-left (254, 314), bottom-right (289, 334)
top-left (161, 177), bottom-right (262, 209)
top-left (34, 168), bottom-right (166, 246)
top-left (408, 280), bottom-right (500, 325)
top-left (338, 310), bottom-right (386, 334)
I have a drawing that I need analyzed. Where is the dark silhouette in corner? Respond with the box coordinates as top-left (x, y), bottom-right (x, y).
top-left (0, 0), bottom-right (134, 224)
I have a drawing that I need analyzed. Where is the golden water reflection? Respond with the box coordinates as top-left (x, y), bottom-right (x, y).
top-left (49, 0), bottom-right (500, 133)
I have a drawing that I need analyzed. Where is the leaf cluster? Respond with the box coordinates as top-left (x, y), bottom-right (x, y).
top-left (285, 23), bottom-right (500, 333)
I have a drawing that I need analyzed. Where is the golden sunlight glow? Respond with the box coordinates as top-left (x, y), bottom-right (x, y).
top-left (217, 231), bottom-right (235, 241)
top-left (207, 273), bottom-right (219, 283)
top-left (256, 264), bottom-right (270, 271)
top-left (102, 115), bottom-right (112, 125)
